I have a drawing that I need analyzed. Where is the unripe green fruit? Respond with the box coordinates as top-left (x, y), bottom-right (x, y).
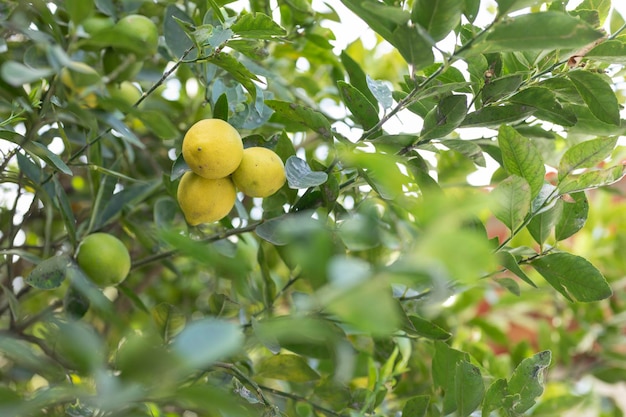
top-left (76, 233), bottom-right (131, 287)
top-left (114, 14), bottom-right (159, 57)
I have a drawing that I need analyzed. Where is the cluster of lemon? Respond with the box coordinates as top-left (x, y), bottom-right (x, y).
top-left (177, 119), bottom-right (286, 225)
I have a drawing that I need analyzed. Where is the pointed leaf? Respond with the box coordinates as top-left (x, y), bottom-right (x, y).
top-left (461, 104), bottom-right (535, 128)
top-left (510, 87), bottom-right (577, 127)
top-left (527, 202), bottom-right (560, 245)
top-left (531, 253), bottom-right (612, 302)
top-left (208, 52), bottom-right (259, 100)
top-left (558, 164), bottom-right (626, 194)
top-left (443, 139), bottom-right (486, 167)
top-left (433, 341), bottom-right (469, 414)
top-left (455, 361), bottom-right (484, 417)
top-left (163, 5), bottom-right (198, 59)
top-left (507, 350), bottom-right (551, 413)
top-left (405, 315), bottom-right (451, 340)
top-left (558, 137), bottom-right (617, 180)
top-left (567, 71), bottom-right (620, 126)
top-left (482, 379), bottom-right (508, 416)
top-left (338, 81), bottom-right (379, 130)
top-left (231, 12), bottom-right (286, 39)
top-left (481, 74), bottom-right (523, 105)
top-left (257, 354), bottom-right (320, 382)
top-left (491, 175), bottom-right (531, 231)
top-left (555, 192), bottom-right (588, 241)
top-left (340, 51), bottom-right (377, 106)
top-left (420, 95), bottom-right (467, 141)
top-left (285, 156), bottom-right (328, 189)
top-left (266, 100), bottom-right (332, 138)
top-left (498, 250), bottom-right (537, 287)
top-left (411, 0), bottom-right (464, 42)
top-left (498, 125), bottom-right (545, 198)
top-left (484, 12), bottom-right (604, 52)
top-left (366, 76), bottom-right (393, 109)
top-left (586, 40), bottom-right (626, 65)
top-left (403, 395), bottom-right (430, 417)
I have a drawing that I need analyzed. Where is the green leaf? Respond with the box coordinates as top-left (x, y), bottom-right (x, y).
top-left (531, 253), bottom-right (613, 302)
top-left (26, 255), bottom-right (70, 289)
top-left (65, 0), bottom-right (93, 24)
top-left (231, 12), bottom-right (286, 39)
top-left (432, 341), bottom-right (469, 415)
top-left (50, 320), bottom-right (104, 374)
top-left (455, 361), bottom-right (484, 417)
top-left (496, 0), bottom-right (547, 15)
top-left (171, 154), bottom-right (190, 181)
top-left (557, 164), bottom-right (626, 194)
top-left (481, 74), bottom-right (523, 105)
top-left (442, 139), bottom-right (486, 167)
top-left (136, 110), bottom-right (180, 141)
top-left (555, 192), bottom-right (588, 241)
top-left (527, 202), bottom-right (559, 245)
top-left (366, 75), bottom-right (394, 109)
top-left (567, 71), bottom-right (620, 126)
top-left (338, 81), bottom-right (379, 130)
top-left (411, 0), bottom-right (464, 42)
top-left (208, 52), bottom-right (260, 100)
top-left (266, 100), bottom-right (332, 138)
top-left (390, 24), bottom-right (435, 69)
top-left (405, 315), bottom-right (451, 340)
top-left (498, 250), bottom-right (537, 287)
top-left (482, 379), bottom-right (508, 416)
top-left (163, 5), bottom-right (198, 59)
top-left (403, 395), bottom-right (430, 417)
top-left (420, 95), bottom-right (467, 141)
top-left (586, 40), bottom-right (626, 65)
top-left (483, 12), bottom-right (604, 52)
top-left (340, 51), bottom-right (377, 106)
top-left (152, 303), bottom-right (186, 341)
top-left (285, 156), bottom-right (328, 189)
top-left (509, 87), bottom-right (577, 127)
top-left (1, 61), bottom-right (53, 87)
top-left (173, 318), bottom-right (244, 369)
top-left (498, 125), bottom-right (545, 198)
top-left (460, 104), bottom-right (535, 128)
top-left (558, 137), bottom-right (617, 181)
top-left (257, 354), bottom-right (320, 382)
top-left (492, 175), bottom-right (531, 232)
top-left (507, 350), bottom-right (551, 413)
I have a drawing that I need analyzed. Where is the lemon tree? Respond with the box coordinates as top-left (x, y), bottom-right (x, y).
top-left (2, 1), bottom-right (626, 417)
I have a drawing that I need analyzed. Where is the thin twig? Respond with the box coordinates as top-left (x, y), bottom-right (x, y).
top-left (258, 384), bottom-right (347, 417)
top-left (213, 362), bottom-right (275, 409)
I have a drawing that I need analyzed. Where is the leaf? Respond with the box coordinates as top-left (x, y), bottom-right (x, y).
top-left (231, 12), bottom-right (286, 39)
top-left (507, 350), bottom-right (551, 413)
top-left (420, 95), bottom-right (467, 141)
top-left (405, 315), bottom-right (451, 340)
top-left (482, 379), bottom-right (508, 416)
top-left (208, 52), bottom-right (260, 100)
top-left (136, 110), bottom-right (180, 141)
top-left (411, 0), bottom-right (464, 42)
top-left (403, 395), bottom-right (430, 417)
top-left (172, 318), bottom-right (244, 369)
top-left (483, 12), bottom-right (604, 52)
top-left (586, 40), bottom-right (626, 65)
top-left (366, 75), bottom-right (394, 109)
top-left (558, 137), bottom-right (617, 181)
top-left (527, 201), bottom-right (559, 245)
top-left (213, 93), bottom-right (229, 121)
top-left (266, 100), bottom-right (332, 138)
top-left (1, 61), bottom-right (53, 87)
top-left (481, 74), bottom-right (523, 105)
top-left (257, 354), bottom-right (320, 382)
top-left (460, 104), bottom-right (535, 128)
top-left (163, 5), bottom-right (198, 59)
top-left (555, 192), bottom-right (588, 241)
top-left (558, 164), bottom-right (625, 194)
top-left (498, 125), bottom-right (545, 198)
top-left (340, 51), bottom-right (377, 106)
top-left (65, 0), bottom-right (93, 24)
top-left (432, 341), bottom-right (469, 415)
top-left (389, 24), bottom-right (435, 69)
top-left (444, 139), bottom-right (486, 167)
top-left (455, 361), bottom-right (484, 417)
top-left (285, 156), bottom-right (328, 189)
top-left (496, 0), bottom-right (547, 15)
top-left (498, 250), bottom-right (537, 287)
top-left (491, 175), bottom-right (531, 231)
top-left (567, 71), bottom-right (620, 126)
top-left (338, 81), bottom-right (379, 130)
top-left (531, 253), bottom-right (613, 302)
top-left (509, 87), bottom-right (577, 127)
top-left (152, 303), bottom-right (186, 341)
top-left (26, 255), bottom-right (70, 290)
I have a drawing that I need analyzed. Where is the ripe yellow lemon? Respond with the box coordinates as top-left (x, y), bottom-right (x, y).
top-left (76, 233), bottom-right (131, 287)
top-left (232, 147), bottom-right (286, 198)
top-left (177, 171), bottom-right (237, 225)
top-left (182, 119), bottom-right (244, 179)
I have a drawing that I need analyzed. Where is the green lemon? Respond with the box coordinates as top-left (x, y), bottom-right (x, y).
top-left (76, 233), bottom-right (131, 287)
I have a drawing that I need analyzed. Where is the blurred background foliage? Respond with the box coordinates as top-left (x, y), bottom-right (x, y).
top-left (1, 0), bottom-right (626, 416)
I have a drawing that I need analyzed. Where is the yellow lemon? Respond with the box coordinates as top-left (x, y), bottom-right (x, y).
top-left (182, 119), bottom-right (244, 179)
top-left (76, 233), bottom-right (131, 287)
top-left (177, 171), bottom-right (237, 225)
top-left (232, 147), bottom-right (286, 198)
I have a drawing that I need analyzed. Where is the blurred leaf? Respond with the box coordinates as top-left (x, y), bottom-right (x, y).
top-left (483, 12), bottom-right (604, 51)
top-left (366, 75), bottom-right (393, 109)
top-left (164, 5), bottom-right (198, 59)
top-left (95, 180), bottom-right (161, 229)
top-left (491, 175), bottom-right (531, 232)
top-left (173, 318), bottom-right (244, 369)
top-left (531, 253), bottom-right (612, 302)
top-left (1, 61), bottom-right (53, 87)
top-left (50, 320), bottom-right (104, 374)
top-left (567, 71), bottom-right (620, 126)
top-left (152, 303), bottom-right (186, 341)
top-left (266, 100), bottom-right (332, 138)
top-left (496, 0), bottom-right (547, 15)
top-left (498, 125), bottom-right (545, 198)
top-left (420, 95), bottom-right (467, 141)
top-left (411, 0), bottom-right (463, 42)
top-left (557, 164), bottom-right (625, 194)
top-left (285, 156), bottom-right (328, 188)
top-left (443, 139), bottom-right (486, 167)
top-left (455, 361), bottom-right (484, 417)
top-left (433, 341), bottom-right (469, 414)
top-left (482, 379), bottom-right (508, 416)
top-left (586, 40), bottom-right (626, 64)
top-left (257, 354), bottom-right (320, 382)
top-left (64, 285), bottom-right (90, 319)
top-left (136, 110), bottom-right (180, 140)
top-left (405, 315), bottom-right (451, 340)
top-left (26, 254), bottom-right (70, 289)
top-left (461, 104), bottom-right (535, 128)
top-left (338, 80), bottom-right (379, 130)
top-left (231, 12), bottom-right (286, 39)
top-left (555, 192), bottom-right (588, 241)
top-left (403, 395), bottom-right (430, 417)
top-left (65, 0), bottom-right (93, 24)
top-left (30, 142), bottom-right (72, 176)
top-left (558, 137), bottom-right (617, 181)
top-left (506, 350), bottom-right (551, 413)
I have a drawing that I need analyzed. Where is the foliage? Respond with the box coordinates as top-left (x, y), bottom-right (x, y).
top-left (1, 0), bottom-right (626, 416)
